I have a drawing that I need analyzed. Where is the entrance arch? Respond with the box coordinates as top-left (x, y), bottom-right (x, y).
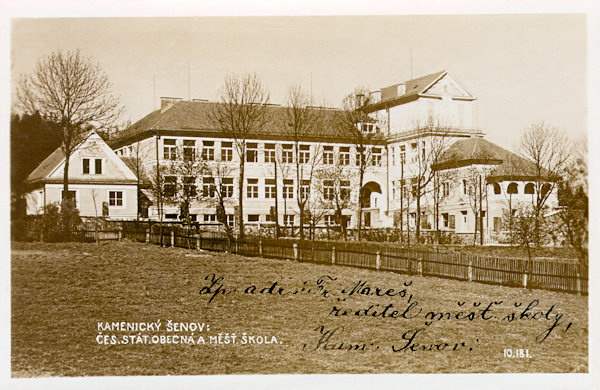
top-left (361, 181), bottom-right (382, 208)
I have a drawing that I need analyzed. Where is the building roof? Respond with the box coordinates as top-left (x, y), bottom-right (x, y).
top-left (433, 137), bottom-right (543, 181)
top-left (24, 145), bottom-right (67, 185)
top-left (110, 100), bottom-right (345, 149)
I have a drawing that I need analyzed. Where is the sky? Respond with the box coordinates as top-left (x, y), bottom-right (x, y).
top-left (10, 14), bottom-right (587, 152)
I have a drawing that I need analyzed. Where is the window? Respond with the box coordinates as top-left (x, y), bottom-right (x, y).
top-left (283, 214), bottom-right (294, 226)
top-left (183, 176), bottom-right (197, 197)
top-left (323, 180), bottom-right (335, 200)
top-left (204, 214), bottom-right (217, 222)
top-left (462, 179), bottom-right (468, 195)
top-left (324, 215), bottom-right (336, 226)
top-left (391, 146), bottom-right (396, 166)
top-left (109, 191), bottom-right (123, 207)
top-left (493, 183), bottom-right (501, 195)
top-left (541, 183), bottom-right (552, 197)
top-left (323, 146), bottom-right (334, 165)
top-left (61, 190), bottom-right (77, 207)
top-left (226, 214), bottom-right (235, 227)
top-left (493, 217), bottom-right (502, 233)
top-left (356, 148), bottom-right (365, 167)
top-left (339, 147), bottom-right (350, 165)
top-left (248, 214), bottom-right (260, 223)
top-left (400, 145), bottom-right (406, 164)
top-left (449, 214), bottom-right (456, 229)
top-left (264, 143), bottom-right (276, 163)
top-left (442, 213), bottom-right (449, 228)
top-left (222, 178), bottom-right (234, 198)
top-left (442, 182), bottom-right (450, 197)
top-left (524, 183), bottom-right (535, 194)
top-left (299, 145), bottom-right (310, 164)
top-left (82, 158), bottom-right (103, 175)
top-left (183, 140), bottom-right (196, 161)
top-left (265, 178), bottom-right (276, 198)
top-left (247, 178), bottom-right (259, 198)
top-left (201, 140), bottom-right (214, 161)
top-left (461, 210), bottom-right (468, 223)
top-left (282, 144), bottom-right (293, 163)
top-left (164, 139), bottom-right (177, 160)
top-left (283, 179), bottom-right (294, 199)
top-left (246, 143), bottom-right (258, 163)
top-left (300, 180), bottom-right (310, 200)
top-left (340, 180), bottom-right (351, 201)
top-left (360, 123), bottom-right (375, 133)
top-left (164, 175), bottom-right (177, 197)
top-left (371, 148), bottom-right (382, 166)
top-left (507, 182), bottom-right (518, 195)
top-left (202, 177), bottom-right (216, 198)
top-left (165, 213), bottom-right (178, 220)
top-left (221, 141), bottom-right (233, 161)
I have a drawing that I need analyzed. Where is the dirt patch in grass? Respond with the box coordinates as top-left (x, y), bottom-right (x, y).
top-left (11, 241), bottom-right (588, 376)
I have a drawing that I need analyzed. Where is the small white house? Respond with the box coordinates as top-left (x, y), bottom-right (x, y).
top-left (24, 131), bottom-right (139, 219)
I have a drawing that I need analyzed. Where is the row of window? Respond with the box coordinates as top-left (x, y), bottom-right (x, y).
top-left (61, 190), bottom-right (124, 208)
top-left (162, 139), bottom-right (383, 166)
top-left (164, 213), bottom-right (344, 226)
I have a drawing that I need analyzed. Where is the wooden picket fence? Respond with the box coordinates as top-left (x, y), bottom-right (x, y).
top-left (118, 229), bottom-right (587, 296)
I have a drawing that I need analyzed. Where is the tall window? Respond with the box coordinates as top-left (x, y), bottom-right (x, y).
top-left (183, 176), bottom-right (197, 197)
top-left (323, 180), bottom-right (335, 200)
top-left (221, 141), bottom-right (233, 161)
top-left (400, 145), bottom-right (406, 164)
top-left (507, 182), bottom-right (518, 195)
top-left (299, 145), bottom-right (310, 164)
top-left (183, 140), bottom-right (196, 161)
top-left (300, 180), bottom-right (310, 200)
top-left (247, 178), bottom-right (259, 198)
top-left (371, 148), bottom-right (382, 166)
top-left (222, 178), bottom-right (234, 198)
top-left (246, 143), bottom-right (258, 163)
top-left (524, 183), bottom-right (535, 194)
top-left (340, 180), bottom-right (351, 201)
top-left (462, 179), bottom-right (468, 195)
top-left (82, 158), bottom-right (102, 174)
top-left (204, 214), bottom-right (217, 222)
top-left (265, 178), bottom-right (276, 198)
top-left (283, 179), bottom-right (294, 199)
top-left (283, 214), bottom-right (294, 226)
top-left (202, 177), bottom-right (216, 198)
top-left (109, 191), bottom-right (124, 207)
top-left (282, 144), bottom-right (293, 163)
top-left (442, 182), bottom-right (450, 197)
top-left (493, 183), bottom-right (501, 195)
top-left (324, 215), bottom-right (336, 226)
top-left (391, 146), bottom-right (396, 166)
top-left (323, 146), bottom-right (334, 165)
top-left (201, 140), bottom-right (214, 161)
top-left (164, 139), bottom-right (177, 160)
top-left (264, 143), bottom-right (276, 163)
top-left (164, 175), bottom-right (177, 197)
top-left (339, 146), bottom-right (350, 166)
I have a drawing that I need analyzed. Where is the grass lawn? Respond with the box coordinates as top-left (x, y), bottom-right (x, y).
top-left (11, 240), bottom-right (588, 376)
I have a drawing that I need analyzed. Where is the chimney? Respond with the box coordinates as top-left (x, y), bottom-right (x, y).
top-left (160, 97), bottom-right (183, 113)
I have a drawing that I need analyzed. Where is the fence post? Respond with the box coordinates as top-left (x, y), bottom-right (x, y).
top-left (522, 272), bottom-right (528, 289)
top-left (332, 246), bottom-right (336, 264)
top-left (196, 236), bottom-right (200, 251)
top-left (170, 231), bottom-right (175, 247)
top-left (145, 229), bottom-right (150, 243)
top-left (376, 251), bottom-right (381, 270)
top-left (259, 239), bottom-right (263, 257)
top-left (418, 254), bottom-right (423, 276)
top-left (468, 258), bottom-right (473, 282)
top-left (293, 243), bottom-right (298, 261)
top-left (576, 272), bottom-right (581, 296)
top-left (118, 230), bottom-right (122, 241)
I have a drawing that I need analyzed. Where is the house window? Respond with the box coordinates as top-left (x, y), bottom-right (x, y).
top-left (222, 178), bottom-right (234, 198)
top-left (324, 215), bottom-right (336, 226)
top-left (247, 214), bottom-right (260, 223)
top-left (371, 148), bottom-right (382, 166)
top-left (461, 210), bottom-right (468, 223)
top-left (462, 179), bottom-right (468, 195)
top-left (265, 178), bottom-right (276, 198)
top-left (442, 213), bottom-right (449, 228)
top-left (507, 182), bottom-right (518, 195)
top-left (165, 213), bottom-right (178, 220)
top-left (246, 143), bottom-right (258, 163)
top-left (400, 145), bottom-right (406, 164)
top-left (264, 143), bottom-right (276, 163)
top-left (300, 180), bottom-right (310, 200)
top-left (201, 140), bottom-right (214, 161)
top-left (108, 191), bottom-right (124, 207)
top-left (163, 175), bottom-right (177, 197)
top-left (61, 190), bottom-right (77, 208)
top-left (494, 217), bottom-right (502, 233)
top-left (524, 183), bottom-right (535, 194)
top-left (204, 214), bottom-right (217, 222)
top-left (282, 144), bottom-right (293, 163)
top-left (299, 145), bottom-right (310, 164)
top-left (323, 180), bottom-right (335, 200)
top-left (283, 179), bottom-right (294, 199)
top-left (493, 183), bottom-right (501, 194)
top-left (202, 177), bottom-right (216, 198)
top-left (339, 146), bottom-right (350, 165)
top-left (541, 183), bottom-right (552, 197)
top-left (391, 146), bottom-right (396, 166)
top-left (356, 148), bottom-right (365, 167)
top-left (283, 214), bottom-right (294, 226)
top-left (442, 182), bottom-right (450, 197)
top-left (247, 178), bottom-right (259, 198)
top-left (183, 176), bottom-right (197, 197)
top-left (226, 214), bottom-right (235, 227)
top-left (183, 140), bottom-right (196, 161)
top-left (323, 146), bottom-right (334, 165)
top-left (221, 141), bottom-right (233, 162)
top-left (449, 214), bottom-right (456, 229)
top-left (163, 139), bottom-right (177, 160)
top-left (340, 180), bottom-right (351, 201)
top-left (82, 158), bottom-right (102, 175)
top-left (360, 123), bottom-right (375, 133)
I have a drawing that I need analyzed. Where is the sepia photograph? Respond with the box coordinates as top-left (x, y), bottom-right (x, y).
top-left (4, 2), bottom-right (597, 389)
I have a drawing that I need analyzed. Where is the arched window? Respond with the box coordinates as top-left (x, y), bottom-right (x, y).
top-left (507, 182), bottom-right (518, 195)
top-left (493, 183), bottom-right (501, 195)
top-left (541, 183), bottom-right (552, 197)
top-left (524, 183), bottom-right (535, 194)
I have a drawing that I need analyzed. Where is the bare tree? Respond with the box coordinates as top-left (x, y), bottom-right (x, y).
top-left (205, 160), bottom-right (235, 240)
top-left (281, 85), bottom-right (324, 240)
top-left (503, 202), bottom-right (539, 290)
top-left (316, 164), bottom-right (355, 240)
top-left (17, 50), bottom-right (121, 208)
top-left (209, 73), bottom-right (270, 240)
top-left (518, 122), bottom-right (570, 245)
top-left (336, 87), bottom-right (385, 240)
top-left (463, 166), bottom-right (493, 245)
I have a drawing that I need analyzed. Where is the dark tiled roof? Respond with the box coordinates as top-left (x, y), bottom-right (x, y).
top-left (120, 157), bottom-right (152, 185)
top-left (433, 137), bottom-right (541, 181)
top-left (364, 70), bottom-right (447, 112)
top-left (24, 145), bottom-right (65, 185)
top-left (111, 101), bottom-right (344, 148)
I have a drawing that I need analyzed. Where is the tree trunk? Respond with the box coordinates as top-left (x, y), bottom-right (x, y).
top-left (416, 178), bottom-right (421, 244)
top-left (238, 161), bottom-right (245, 241)
top-left (62, 154), bottom-right (72, 240)
top-left (357, 168), bottom-right (364, 240)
